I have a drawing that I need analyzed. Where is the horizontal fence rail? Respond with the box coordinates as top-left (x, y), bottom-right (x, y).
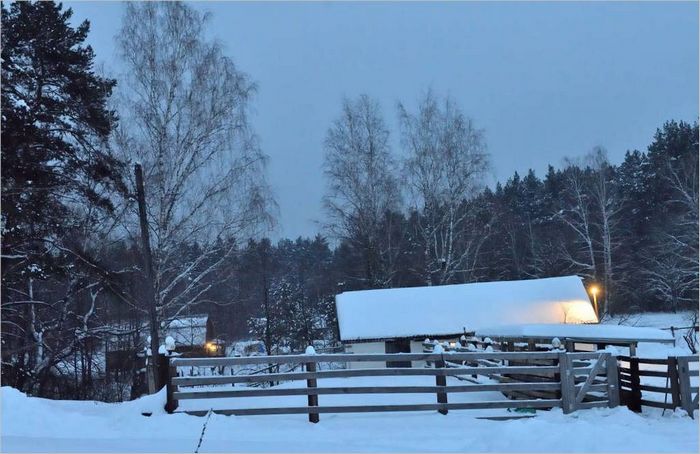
top-left (169, 351), bottom-right (587, 367)
top-left (164, 351), bottom-right (618, 422)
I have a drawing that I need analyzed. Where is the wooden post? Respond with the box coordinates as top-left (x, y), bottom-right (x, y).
top-left (157, 353), bottom-right (170, 390)
top-left (134, 163), bottom-right (160, 387)
top-left (564, 339), bottom-right (574, 352)
top-left (558, 352), bottom-right (575, 414)
top-left (667, 356), bottom-right (681, 410)
top-left (306, 361), bottom-right (319, 423)
top-left (628, 357), bottom-right (642, 413)
top-left (605, 354), bottom-right (620, 407)
top-left (146, 359), bottom-right (156, 394)
top-left (435, 357), bottom-right (448, 415)
top-left (676, 357), bottom-right (695, 419)
top-left (165, 357), bottom-right (179, 413)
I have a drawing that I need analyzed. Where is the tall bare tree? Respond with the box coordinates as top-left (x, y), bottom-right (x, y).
top-left (557, 149), bottom-right (622, 315)
top-left (113, 2), bottom-right (273, 375)
top-left (557, 163), bottom-right (597, 280)
top-left (398, 91), bottom-right (489, 285)
top-left (587, 148), bottom-right (623, 314)
top-left (323, 95), bottom-right (401, 288)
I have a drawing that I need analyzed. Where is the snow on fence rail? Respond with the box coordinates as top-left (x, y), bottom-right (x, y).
top-left (618, 355), bottom-right (698, 417)
top-left (164, 351), bottom-right (619, 422)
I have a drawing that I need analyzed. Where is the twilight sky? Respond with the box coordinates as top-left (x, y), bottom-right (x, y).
top-left (67, 1), bottom-right (698, 240)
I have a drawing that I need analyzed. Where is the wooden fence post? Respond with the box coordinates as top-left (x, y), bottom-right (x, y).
top-left (157, 353), bottom-right (170, 390)
top-left (435, 356), bottom-right (448, 415)
top-left (306, 360), bottom-right (320, 423)
top-left (564, 339), bottom-right (574, 352)
top-left (676, 357), bottom-right (696, 419)
top-left (605, 354), bottom-right (620, 408)
top-left (165, 357), bottom-right (179, 413)
top-left (628, 357), bottom-right (642, 413)
top-left (558, 352), bottom-right (575, 414)
top-left (667, 356), bottom-right (681, 410)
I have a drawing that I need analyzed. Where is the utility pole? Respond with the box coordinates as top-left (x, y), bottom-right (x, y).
top-left (134, 163), bottom-right (160, 391)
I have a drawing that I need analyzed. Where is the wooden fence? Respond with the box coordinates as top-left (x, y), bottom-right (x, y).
top-left (618, 355), bottom-right (698, 417)
top-left (165, 351), bottom-right (619, 422)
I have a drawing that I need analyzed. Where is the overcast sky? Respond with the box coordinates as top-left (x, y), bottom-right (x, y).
top-left (67, 1), bottom-right (698, 240)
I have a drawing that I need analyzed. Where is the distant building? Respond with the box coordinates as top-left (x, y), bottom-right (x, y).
top-left (105, 314), bottom-right (220, 383)
top-left (164, 314), bottom-right (219, 355)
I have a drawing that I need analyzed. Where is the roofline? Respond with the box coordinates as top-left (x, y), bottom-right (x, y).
top-left (341, 333), bottom-right (674, 344)
top-left (475, 334), bottom-right (675, 344)
top-left (341, 333), bottom-right (466, 344)
top-left (336, 275), bottom-right (585, 297)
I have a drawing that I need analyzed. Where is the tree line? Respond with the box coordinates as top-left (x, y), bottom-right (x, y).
top-left (321, 94), bottom-right (697, 316)
top-left (1, 1), bottom-right (697, 400)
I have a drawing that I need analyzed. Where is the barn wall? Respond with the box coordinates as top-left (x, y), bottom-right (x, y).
top-left (343, 337), bottom-right (465, 369)
top-left (343, 341), bottom-right (386, 369)
top-left (410, 340), bottom-right (429, 368)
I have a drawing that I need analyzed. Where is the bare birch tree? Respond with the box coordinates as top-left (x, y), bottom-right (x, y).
top-left (587, 148), bottom-right (623, 314)
top-left (113, 2), bottom-right (273, 364)
top-left (398, 91), bottom-right (489, 285)
top-left (557, 148), bottom-right (622, 315)
top-left (660, 139), bottom-right (699, 296)
top-left (323, 95), bottom-right (401, 288)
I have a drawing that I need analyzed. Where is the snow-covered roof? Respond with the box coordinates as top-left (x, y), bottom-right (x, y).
top-left (164, 315), bottom-right (210, 346)
top-left (335, 276), bottom-right (598, 341)
top-left (475, 323), bottom-right (675, 343)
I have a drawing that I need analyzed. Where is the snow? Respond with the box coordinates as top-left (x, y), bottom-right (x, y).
top-left (476, 323), bottom-right (674, 342)
top-left (1, 383), bottom-right (697, 452)
top-left (602, 311), bottom-right (698, 358)
top-left (164, 315), bottom-right (209, 346)
top-left (2, 310), bottom-right (696, 452)
top-left (166, 316), bottom-right (209, 330)
top-left (605, 311), bottom-right (696, 333)
top-left (336, 276), bottom-right (598, 341)
top-left (165, 336), bottom-right (176, 351)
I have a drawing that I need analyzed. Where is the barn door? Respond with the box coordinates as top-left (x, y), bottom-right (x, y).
top-left (385, 339), bottom-right (411, 368)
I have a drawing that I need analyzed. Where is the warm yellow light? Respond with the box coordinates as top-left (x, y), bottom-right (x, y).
top-left (561, 301), bottom-right (599, 324)
top-left (206, 342), bottom-right (218, 353)
top-left (589, 285), bottom-right (599, 296)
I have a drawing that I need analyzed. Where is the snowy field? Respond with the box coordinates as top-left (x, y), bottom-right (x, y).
top-left (2, 385), bottom-right (698, 453)
top-left (1, 311), bottom-right (697, 453)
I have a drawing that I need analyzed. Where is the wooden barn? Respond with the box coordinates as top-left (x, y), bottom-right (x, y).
top-left (335, 275), bottom-right (599, 368)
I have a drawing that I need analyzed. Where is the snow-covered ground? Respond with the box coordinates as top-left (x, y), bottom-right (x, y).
top-left (1, 311), bottom-right (697, 452)
top-left (603, 310), bottom-right (697, 357)
top-left (1, 385), bottom-right (697, 453)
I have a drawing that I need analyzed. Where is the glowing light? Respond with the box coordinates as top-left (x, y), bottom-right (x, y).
top-left (561, 301), bottom-right (598, 324)
top-left (589, 285), bottom-right (600, 296)
top-left (205, 342), bottom-right (218, 353)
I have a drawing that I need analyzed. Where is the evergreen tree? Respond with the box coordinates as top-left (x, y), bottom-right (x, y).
top-left (1, 1), bottom-right (122, 393)
top-left (1, 1), bottom-right (120, 277)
